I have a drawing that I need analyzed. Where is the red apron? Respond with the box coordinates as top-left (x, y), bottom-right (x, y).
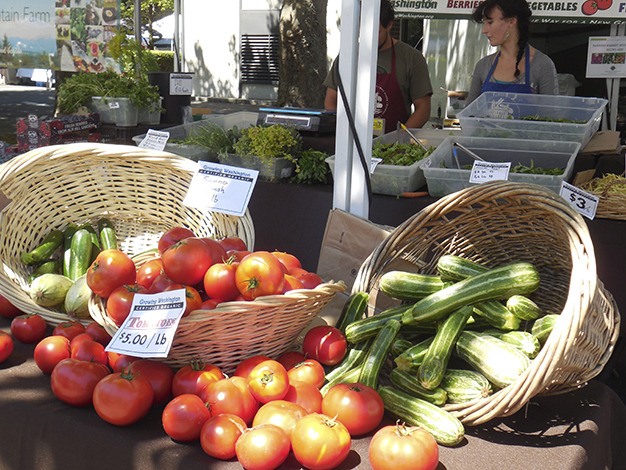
top-left (374, 42), bottom-right (409, 134)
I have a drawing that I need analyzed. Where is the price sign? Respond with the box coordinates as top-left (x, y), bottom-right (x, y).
top-left (469, 161), bottom-right (510, 184)
top-left (105, 289), bottom-right (186, 358)
top-left (369, 157), bottom-right (383, 174)
top-left (560, 181), bottom-right (599, 220)
top-left (138, 129), bottom-right (170, 151)
top-left (169, 73), bottom-right (193, 96)
top-left (183, 161), bottom-right (257, 216)
top-left (108, 101), bottom-right (120, 109)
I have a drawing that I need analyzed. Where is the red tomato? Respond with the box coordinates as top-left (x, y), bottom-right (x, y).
top-left (200, 413), bottom-right (247, 460)
top-left (10, 314), bottom-right (47, 344)
top-left (227, 249), bottom-right (251, 262)
top-left (161, 238), bottom-right (216, 286)
top-left (218, 236), bottom-right (248, 252)
top-left (203, 261), bottom-right (240, 302)
top-left (52, 320), bottom-right (86, 341)
top-left (322, 382), bottom-right (385, 436)
top-left (198, 237), bottom-right (228, 264)
top-left (85, 321), bottom-right (112, 346)
top-left (0, 331), bottom-right (14, 363)
top-left (70, 338), bottom-right (108, 365)
top-left (277, 350), bottom-right (306, 370)
top-left (50, 358), bottom-right (110, 407)
top-left (158, 226), bottom-right (195, 255)
top-left (0, 294), bottom-right (22, 319)
top-left (148, 272), bottom-right (175, 294)
top-left (283, 380), bottom-right (323, 414)
top-left (228, 375), bottom-right (260, 425)
top-left (172, 360), bottom-right (225, 397)
top-left (106, 283), bottom-right (149, 327)
top-left (93, 370), bottom-right (154, 426)
top-left (369, 423), bottom-right (439, 470)
top-left (128, 359), bottom-right (175, 406)
top-left (296, 271), bottom-right (324, 289)
top-left (108, 352), bottom-right (139, 372)
top-left (247, 359), bottom-right (290, 404)
top-left (282, 274), bottom-right (304, 293)
top-left (235, 251), bottom-right (285, 300)
top-left (162, 393), bottom-right (211, 442)
top-left (164, 284), bottom-right (203, 317)
top-left (199, 377), bottom-right (249, 420)
top-left (69, 332), bottom-right (94, 348)
top-left (235, 424), bottom-right (291, 470)
top-left (34, 335), bottom-right (71, 374)
top-left (291, 413), bottom-right (352, 470)
top-left (271, 251), bottom-right (302, 272)
top-left (199, 298), bottom-right (221, 310)
top-left (252, 399), bottom-right (307, 439)
top-left (233, 354), bottom-right (272, 378)
top-left (287, 359), bottom-right (326, 389)
top-left (302, 325), bottom-right (347, 366)
top-left (87, 249), bottom-right (137, 299)
top-left (136, 257), bottom-right (164, 289)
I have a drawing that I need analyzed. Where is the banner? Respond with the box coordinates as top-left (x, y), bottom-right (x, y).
top-left (393, 0), bottom-right (626, 25)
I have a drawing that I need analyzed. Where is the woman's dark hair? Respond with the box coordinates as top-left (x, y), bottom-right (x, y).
top-left (380, 0), bottom-right (395, 27)
top-left (472, 0), bottom-right (532, 78)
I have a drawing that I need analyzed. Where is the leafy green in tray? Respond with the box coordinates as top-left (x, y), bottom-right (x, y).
top-left (372, 142), bottom-right (434, 166)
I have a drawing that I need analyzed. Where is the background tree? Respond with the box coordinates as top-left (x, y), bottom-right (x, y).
top-left (1, 34), bottom-right (12, 66)
top-left (120, 0), bottom-right (174, 49)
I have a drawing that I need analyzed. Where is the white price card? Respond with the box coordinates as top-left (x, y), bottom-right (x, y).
top-left (369, 157), bottom-right (382, 174)
top-left (183, 161), bottom-right (258, 216)
top-left (469, 161), bottom-right (511, 184)
top-left (560, 181), bottom-right (599, 220)
top-left (169, 73), bottom-right (193, 96)
top-left (105, 289), bottom-right (186, 358)
top-left (108, 101), bottom-right (120, 109)
top-left (138, 129), bottom-right (170, 150)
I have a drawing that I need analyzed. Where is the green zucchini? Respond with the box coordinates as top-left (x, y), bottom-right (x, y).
top-left (335, 292), bottom-right (369, 333)
top-left (321, 365), bottom-right (362, 395)
top-left (389, 368), bottom-right (448, 405)
top-left (455, 331), bottom-right (531, 389)
top-left (21, 229), bottom-right (64, 266)
top-left (440, 368), bottom-right (493, 404)
top-left (68, 229), bottom-right (93, 281)
top-left (378, 385), bottom-right (465, 446)
top-left (62, 223), bottom-right (79, 278)
top-left (472, 299), bottom-right (520, 330)
top-left (417, 305), bottom-right (473, 390)
top-left (506, 294), bottom-right (542, 320)
top-left (481, 329), bottom-right (541, 359)
top-left (97, 218), bottom-right (118, 251)
top-left (358, 318), bottom-right (401, 389)
top-left (344, 305), bottom-right (409, 344)
top-left (323, 338), bottom-right (372, 386)
top-left (390, 336), bottom-right (414, 357)
top-left (402, 262), bottom-right (541, 325)
top-left (378, 271), bottom-right (445, 301)
top-left (531, 314), bottom-right (559, 345)
top-left (394, 336), bottom-right (434, 371)
top-left (436, 254), bottom-right (488, 281)
top-left (28, 259), bottom-right (62, 283)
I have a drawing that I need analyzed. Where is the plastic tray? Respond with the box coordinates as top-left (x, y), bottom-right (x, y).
top-left (218, 153), bottom-right (294, 182)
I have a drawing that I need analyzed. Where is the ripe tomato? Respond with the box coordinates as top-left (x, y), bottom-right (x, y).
top-left (200, 413), bottom-right (247, 460)
top-left (282, 274), bottom-right (304, 293)
top-left (199, 377), bottom-right (249, 420)
top-left (87, 249), bottom-right (137, 299)
top-left (199, 298), bottom-right (221, 310)
top-left (235, 251), bottom-right (285, 300)
top-left (69, 333), bottom-right (94, 348)
top-left (283, 380), bottom-right (323, 414)
top-left (10, 314), bottom-right (47, 344)
top-left (52, 320), bottom-right (86, 341)
top-left (148, 272), bottom-right (174, 294)
top-left (161, 238), bottom-right (216, 286)
top-left (302, 325), bottom-right (347, 366)
top-left (0, 294), bottom-right (22, 319)
top-left (203, 261), bottom-right (240, 302)
top-left (252, 399), bottom-right (308, 439)
top-left (85, 321), bottom-right (112, 346)
top-left (227, 249), bottom-right (251, 262)
top-left (162, 393), bottom-right (211, 442)
top-left (277, 350), bottom-right (306, 370)
top-left (233, 354), bottom-right (272, 378)
top-left (0, 331), bottom-right (14, 363)
top-left (93, 370), bottom-right (154, 426)
top-left (198, 237), bottom-right (228, 264)
top-left (165, 284), bottom-right (202, 317)
top-left (171, 360), bottom-right (225, 397)
top-left (218, 236), bottom-right (248, 252)
top-left (271, 251), bottom-right (302, 272)
top-left (247, 359), bottom-right (290, 403)
top-left (158, 226), bottom-right (195, 255)
top-left (50, 358), bottom-right (110, 407)
top-left (296, 271), bottom-right (324, 289)
top-left (136, 257), bottom-right (164, 289)
top-left (34, 335), bottom-right (71, 374)
top-left (106, 283), bottom-right (149, 327)
top-left (128, 359), bottom-right (175, 406)
top-left (235, 424), bottom-right (291, 470)
top-left (287, 359), bottom-right (326, 389)
top-left (70, 338), bottom-right (108, 365)
top-left (369, 423), bottom-right (439, 470)
top-left (291, 413), bottom-right (352, 470)
top-left (228, 375), bottom-right (260, 425)
top-left (108, 352), bottom-right (139, 372)
top-left (322, 383), bottom-right (384, 436)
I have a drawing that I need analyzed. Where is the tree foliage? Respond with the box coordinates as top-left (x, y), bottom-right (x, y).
top-left (120, 0), bottom-right (174, 48)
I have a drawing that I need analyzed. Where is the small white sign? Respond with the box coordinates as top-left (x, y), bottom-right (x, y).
top-left (183, 161), bottom-right (258, 216)
top-left (105, 289), bottom-right (186, 358)
top-left (369, 157), bottom-right (383, 174)
top-left (586, 36), bottom-right (626, 78)
top-left (469, 161), bottom-right (511, 184)
top-left (138, 129), bottom-right (170, 150)
top-left (169, 73), bottom-right (193, 96)
top-left (560, 181), bottom-right (599, 220)
top-left (108, 101), bottom-right (120, 109)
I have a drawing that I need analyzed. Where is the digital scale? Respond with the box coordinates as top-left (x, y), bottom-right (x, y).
top-left (257, 107), bottom-right (336, 134)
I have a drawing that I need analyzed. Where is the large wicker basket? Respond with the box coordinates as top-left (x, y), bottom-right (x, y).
top-left (578, 174), bottom-right (626, 221)
top-left (353, 180), bottom-right (620, 426)
top-left (0, 143), bottom-right (255, 326)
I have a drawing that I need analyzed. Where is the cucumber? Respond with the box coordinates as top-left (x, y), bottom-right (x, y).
top-left (531, 314), bottom-right (559, 345)
top-left (344, 305), bottom-right (409, 344)
top-left (389, 368), bottom-right (448, 405)
top-left (335, 292), bottom-right (369, 333)
top-left (378, 385), bottom-right (465, 446)
top-left (21, 229), bottom-right (64, 266)
top-left (78, 223), bottom-right (101, 263)
top-left (455, 331), bottom-right (531, 389)
top-left (62, 223), bottom-right (79, 278)
top-left (481, 329), bottom-right (541, 359)
top-left (28, 259), bottom-right (62, 283)
top-left (472, 299), bottom-right (520, 330)
top-left (97, 218), bottom-right (118, 251)
top-left (358, 318), bottom-right (401, 389)
top-left (506, 294), bottom-right (542, 320)
top-left (393, 336), bottom-right (434, 371)
top-left (440, 369), bottom-right (493, 404)
top-left (68, 229), bottom-right (93, 281)
top-left (417, 305), bottom-right (473, 390)
top-left (402, 262), bottom-right (541, 325)
top-left (379, 271), bottom-right (445, 301)
top-left (436, 254), bottom-right (488, 281)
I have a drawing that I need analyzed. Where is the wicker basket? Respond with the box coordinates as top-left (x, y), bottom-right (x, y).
top-left (0, 143), bottom-right (255, 326)
top-left (353, 180), bottom-right (620, 426)
top-left (579, 174), bottom-right (626, 221)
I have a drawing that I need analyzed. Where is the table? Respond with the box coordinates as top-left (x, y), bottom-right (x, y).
top-left (1, 318), bottom-right (625, 470)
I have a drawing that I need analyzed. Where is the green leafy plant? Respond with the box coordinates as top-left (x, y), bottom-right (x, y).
top-left (291, 149), bottom-right (330, 185)
top-left (180, 123), bottom-right (243, 154)
top-left (232, 124), bottom-right (302, 163)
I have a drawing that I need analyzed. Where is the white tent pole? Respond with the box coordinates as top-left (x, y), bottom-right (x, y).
top-left (606, 22), bottom-right (625, 131)
top-left (174, 0), bottom-right (181, 72)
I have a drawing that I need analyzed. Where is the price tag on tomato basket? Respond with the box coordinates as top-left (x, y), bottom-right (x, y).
top-left (469, 161), bottom-right (511, 184)
top-left (105, 289), bottom-right (186, 358)
top-left (138, 129), bottom-right (170, 151)
top-left (560, 181), bottom-right (599, 220)
top-left (182, 161), bottom-right (258, 217)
